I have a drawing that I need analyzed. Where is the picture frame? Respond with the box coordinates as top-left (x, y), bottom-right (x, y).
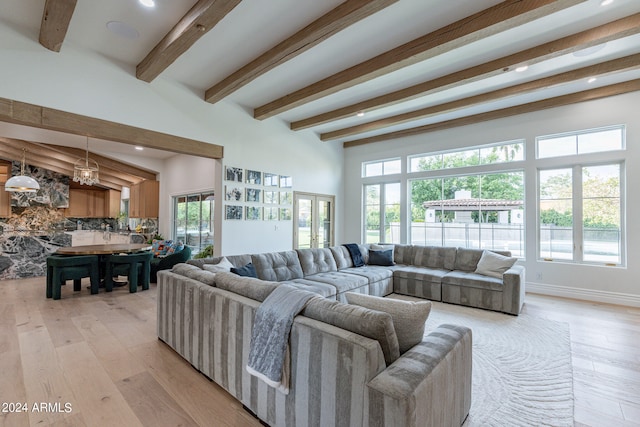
top-left (225, 166), bottom-right (243, 182)
top-left (264, 207), bottom-right (279, 221)
top-left (280, 208), bottom-right (292, 221)
top-left (225, 205), bottom-right (243, 220)
top-left (225, 185), bottom-right (243, 201)
top-left (245, 188), bottom-right (261, 203)
top-left (264, 173), bottom-right (279, 187)
top-left (246, 206), bottom-right (262, 221)
top-left (279, 175), bottom-right (293, 188)
top-left (264, 191), bottom-right (279, 204)
top-left (280, 191), bottom-right (292, 205)
top-left (246, 169), bottom-right (262, 185)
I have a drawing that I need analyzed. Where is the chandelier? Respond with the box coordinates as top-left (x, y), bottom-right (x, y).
top-left (73, 137), bottom-right (99, 186)
top-left (5, 148), bottom-right (40, 193)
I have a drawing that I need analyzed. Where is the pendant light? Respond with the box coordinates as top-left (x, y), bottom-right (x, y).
top-left (5, 148), bottom-right (40, 193)
top-left (73, 136), bottom-right (100, 186)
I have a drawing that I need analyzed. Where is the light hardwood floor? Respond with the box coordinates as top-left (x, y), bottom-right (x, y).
top-left (1, 277), bottom-right (639, 427)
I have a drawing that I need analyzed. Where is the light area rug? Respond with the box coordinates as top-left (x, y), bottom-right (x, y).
top-left (391, 296), bottom-right (574, 427)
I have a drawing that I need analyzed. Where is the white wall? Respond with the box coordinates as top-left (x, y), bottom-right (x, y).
top-left (344, 91), bottom-right (640, 307)
top-left (0, 26), bottom-right (344, 256)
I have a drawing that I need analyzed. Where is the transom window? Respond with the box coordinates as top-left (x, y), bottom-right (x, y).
top-left (409, 140), bottom-right (524, 172)
top-left (362, 158), bottom-right (401, 177)
top-left (537, 126), bottom-right (624, 159)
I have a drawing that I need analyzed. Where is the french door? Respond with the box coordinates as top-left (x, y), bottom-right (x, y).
top-left (293, 192), bottom-right (335, 249)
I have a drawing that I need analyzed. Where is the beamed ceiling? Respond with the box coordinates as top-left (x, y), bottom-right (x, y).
top-left (1, 0), bottom-right (640, 151)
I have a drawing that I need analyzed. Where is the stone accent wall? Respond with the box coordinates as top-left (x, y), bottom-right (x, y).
top-left (10, 163), bottom-right (69, 208)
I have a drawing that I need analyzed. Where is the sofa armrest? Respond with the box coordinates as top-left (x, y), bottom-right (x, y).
top-left (502, 264), bottom-right (525, 315)
top-left (366, 324), bottom-right (472, 427)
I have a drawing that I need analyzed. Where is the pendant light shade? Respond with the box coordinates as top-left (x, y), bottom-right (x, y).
top-left (73, 137), bottom-right (99, 186)
top-left (5, 148), bottom-right (40, 193)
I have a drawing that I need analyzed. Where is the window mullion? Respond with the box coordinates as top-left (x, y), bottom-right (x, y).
top-left (573, 165), bottom-right (584, 262)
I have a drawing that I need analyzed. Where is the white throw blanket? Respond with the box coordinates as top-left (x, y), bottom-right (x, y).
top-left (246, 284), bottom-right (317, 394)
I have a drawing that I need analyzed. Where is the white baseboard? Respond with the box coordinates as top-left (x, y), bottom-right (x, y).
top-left (526, 282), bottom-right (640, 308)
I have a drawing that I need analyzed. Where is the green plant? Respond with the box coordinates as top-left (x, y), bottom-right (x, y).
top-left (194, 244), bottom-right (214, 259)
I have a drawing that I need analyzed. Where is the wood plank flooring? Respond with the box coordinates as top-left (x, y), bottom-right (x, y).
top-left (1, 277), bottom-right (639, 426)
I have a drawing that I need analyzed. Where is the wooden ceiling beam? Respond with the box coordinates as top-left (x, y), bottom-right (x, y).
top-left (204, 0), bottom-right (398, 104)
top-left (39, 0), bottom-right (77, 52)
top-left (254, 0), bottom-right (586, 120)
top-left (0, 97), bottom-right (223, 159)
top-left (0, 145), bottom-right (124, 191)
top-left (343, 79), bottom-right (640, 148)
top-left (45, 143), bottom-right (157, 181)
top-left (137, 0), bottom-right (243, 83)
top-left (293, 13), bottom-right (640, 130)
top-left (0, 138), bottom-right (144, 188)
top-left (322, 53), bottom-right (640, 140)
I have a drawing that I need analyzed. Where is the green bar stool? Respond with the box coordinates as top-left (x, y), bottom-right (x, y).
top-left (104, 251), bottom-right (153, 293)
top-left (46, 255), bottom-right (100, 300)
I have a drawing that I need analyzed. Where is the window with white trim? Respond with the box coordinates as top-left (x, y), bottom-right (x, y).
top-left (362, 158), bottom-right (401, 177)
top-left (537, 126), bottom-right (625, 265)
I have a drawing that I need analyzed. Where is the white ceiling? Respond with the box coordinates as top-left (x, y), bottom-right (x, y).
top-left (1, 0), bottom-right (640, 154)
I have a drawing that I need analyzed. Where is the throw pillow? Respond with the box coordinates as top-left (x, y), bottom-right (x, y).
top-left (152, 239), bottom-right (173, 256)
top-left (231, 262), bottom-right (258, 278)
top-left (166, 240), bottom-right (184, 255)
top-left (474, 250), bottom-right (517, 279)
top-left (368, 248), bottom-right (395, 266)
top-left (203, 257), bottom-right (234, 274)
top-left (345, 292), bottom-right (431, 354)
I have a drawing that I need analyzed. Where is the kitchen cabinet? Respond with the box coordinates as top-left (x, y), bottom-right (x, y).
top-left (64, 188), bottom-right (121, 218)
top-left (129, 180), bottom-right (159, 218)
top-left (0, 162), bottom-right (11, 217)
top-left (65, 189), bottom-right (106, 218)
top-left (106, 189), bottom-right (121, 218)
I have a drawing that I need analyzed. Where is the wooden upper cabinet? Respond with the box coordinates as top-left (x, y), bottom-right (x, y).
top-left (105, 189), bottom-right (121, 218)
top-left (0, 162), bottom-right (12, 217)
top-left (65, 188), bottom-right (113, 218)
top-left (129, 180), bottom-right (159, 218)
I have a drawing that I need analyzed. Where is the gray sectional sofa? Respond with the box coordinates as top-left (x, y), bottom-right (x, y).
top-left (157, 244), bottom-right (524, 427)
top-left (186, 244), bottom-right (525, 315)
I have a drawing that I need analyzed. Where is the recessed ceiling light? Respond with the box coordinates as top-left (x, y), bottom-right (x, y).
top-left (588, 77), bottom-right (597, 83)
top-left (106, 21), bottom-right (139, 39)
top-left (515, 65), bottom-right (528, 73)
top-left (139, 0), bottom-right (155, 7)
top-left (356, 111), bottom-right (365, 117)
top-left (600, 0), bottom-right (614, 6)
top-left (135, 146), bottom-right (144, 151)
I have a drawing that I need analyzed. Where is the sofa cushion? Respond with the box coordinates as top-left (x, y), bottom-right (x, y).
top-left (393, 265), bottom-right (450, 283)
top-left (215, 271), bottom-right (279, 302)
top-left (345, 292), bottom-right (432, 354)
top-left (301, 298), bottom-right (400, 365)
top-left (231, 263), bottom-right (258, 278)
top-left (340, 266), bottom-right (393, 284)
top-left (303, 271), bottom-right (368, 294)
top-left (296, 248), bottom-right (338, 275)
top-left (442, 270), bottom-right (504, 291)
top-left (188, 254), bottom-right (252, 270)
top-left (331, 244), bottom-right (371, 269)
top-left (391, 244), bottom-right (413, 265)
top-left (288, 279), bottom-right (338, 299)
top-left (171, 263), bottom-right (216, 286)
top-left (474, 250), bottom-right (517, 278)
top-left (412, 246), bottom-right (457, 270)
top-left (251, 250), bottom-right (304, 281)
top-left (202, 256), bottom-right (234, 273)
top-left (454, 248), bottom-right (511, 272)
